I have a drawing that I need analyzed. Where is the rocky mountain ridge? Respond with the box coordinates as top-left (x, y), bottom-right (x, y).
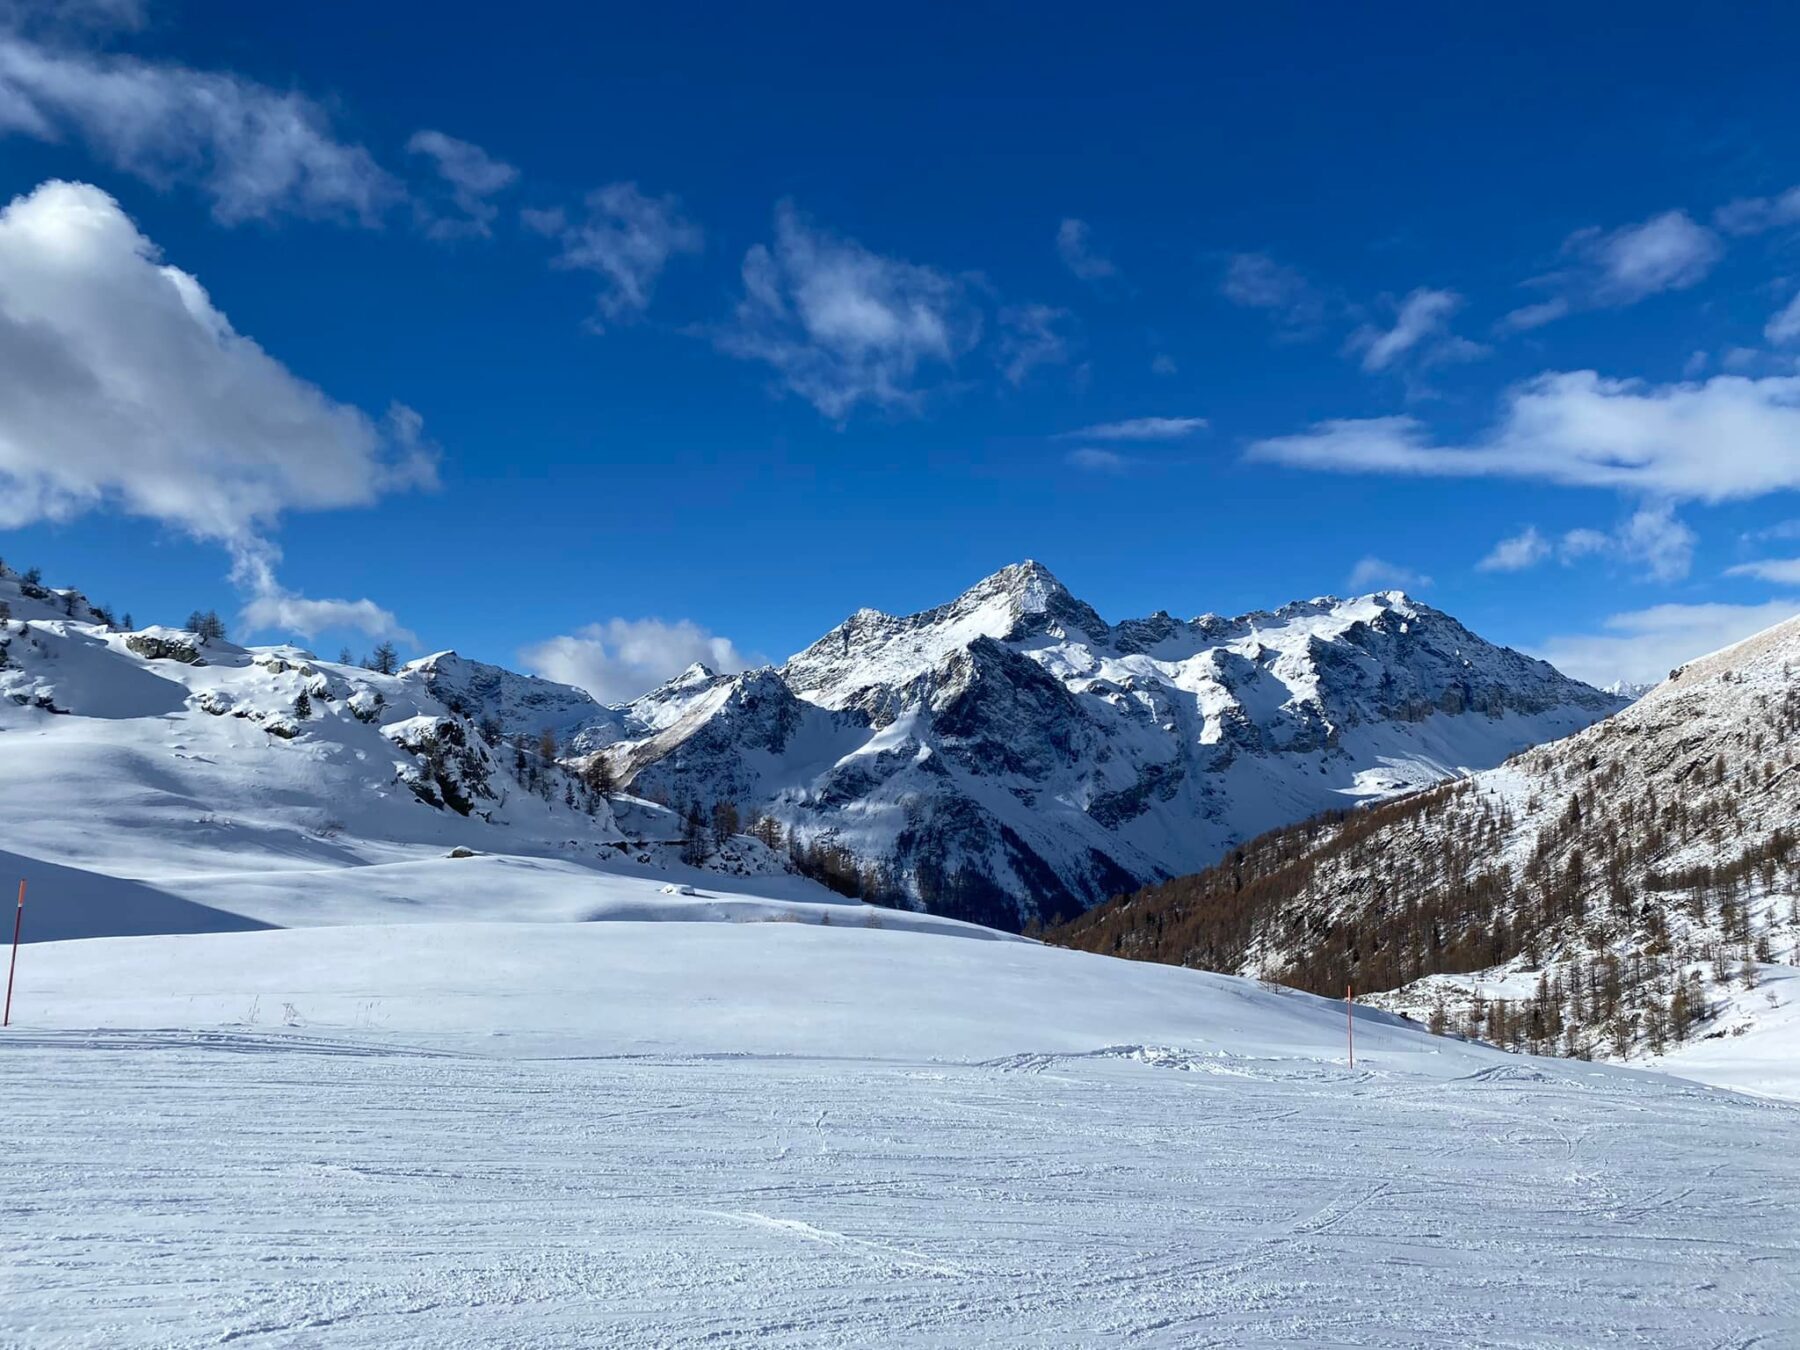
top-left (0, 561), bottom-right (785, 892)
top-left (0, 556), bottom-right (1627, 933)
top-left (603, 561), bottom-right (1624, 927)
top-left (1051, 609), bottom-right (1800, 1085)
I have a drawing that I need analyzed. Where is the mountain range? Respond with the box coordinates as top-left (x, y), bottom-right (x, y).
top-left (1, 558), bottom-right (1627, 932)
top-left (589, 561), bottom-right (1623, 926)
top-left (1053, 610), bottom-right (1800, 1091)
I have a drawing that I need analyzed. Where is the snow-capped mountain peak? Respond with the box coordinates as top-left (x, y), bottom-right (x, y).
top-left (1057, 606), bottom-right (1800, 1090)
top-left (618, 564), bottom-right (1623, 927)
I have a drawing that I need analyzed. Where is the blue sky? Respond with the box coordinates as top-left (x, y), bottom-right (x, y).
top-left (3, 1), bottom-right (1800, 698)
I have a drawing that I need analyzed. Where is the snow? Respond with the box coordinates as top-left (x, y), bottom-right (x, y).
top-left (5, 921), bottom-right (1799, 1347)
top-left (4, 564), bottom-right (1796, 1343)
top-left (1649, 963), bottom-right (1800, 1100)
top-left (633, 561), bottom-right (1624, 922)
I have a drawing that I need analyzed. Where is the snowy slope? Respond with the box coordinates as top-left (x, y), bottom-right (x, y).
top-left (613, 561), bottom-right (1624, 927)
top-left (0, 558), bottom-right (1619, 935)
top-left (4, 561), bottom-right (1795, 1345)
top-left (0, 562), bottom-right (837, 942)
top-left (4, 921), bottom-right (1798, 1347)
top-left (1058, 610), bottom-right (1800, 1092)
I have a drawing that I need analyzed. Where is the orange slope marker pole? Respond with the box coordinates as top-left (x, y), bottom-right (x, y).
top-left (3, 880), bottom-right (23, 1028)
top-left (1346, 982), bottom-right (1354, 1069)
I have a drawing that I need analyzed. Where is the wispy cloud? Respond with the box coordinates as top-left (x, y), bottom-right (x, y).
top-left (1249, 371), bottom-right (1800, 503)
top-left (1220, 252), bottom-right (1326, 335)
top-left (1064, 447), bottom-right (1132, 473)
top-left (0, 32), bottom-right (399, 224)
top-left (1062, 415), bottom-right (1208, 441)
top-left (1715, 185), bottom-right (1800, 237)
top-left (997, 303), bottom-right (1074, 386)
top-left (715, 201), bottom-right (980, 420)
top-left (1765, 289), bottom-right (1800, 345)
top-left (1477, 527), bottom-right (1552, 573)
top-left (1579, 505), bottom-right (1695, 581)
top-left (1746, 518), bottom-right (1800, 544)
top-left (526, 182), bottom-right (702, 329)
top-left (1346, 557), bottom-right (1432, 592)
top-left (1348, 287), bottom-right (1486, 373)
top-left (406, 129), bottom-right (517, 240)
top-left (1501, 210), bottom-right (1722, 331)
top-left (1725, 557), bottom-right (1800, 584)
top-left (1056, 218), bottom-right (1115, 282)
top-left (1479, 509), bottom-right (1693, 582)
top-left (1536, 599), bottom-right (1799, 687)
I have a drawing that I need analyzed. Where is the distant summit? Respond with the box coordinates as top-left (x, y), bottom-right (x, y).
top-left (603, 561), bottom-right (1624, 928)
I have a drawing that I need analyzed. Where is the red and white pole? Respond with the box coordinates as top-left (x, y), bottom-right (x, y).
top-left (3, 879), bottom-right (23, 1028)
top-left (1346, 982), bottom-right (1354, 1068)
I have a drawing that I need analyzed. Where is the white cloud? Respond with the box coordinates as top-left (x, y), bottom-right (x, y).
top-left (520, 618), bottom-right (754, 704)
top-left (1346, 284), bottom-right (1483, 370)
top-left (1065, 447), bottom-right (1131, 473)
top-left (0, 180), bottom-right (434, 549)
top-left (527, 182), bottom-right (702, 329)
top-left (406, 129), bottom-right (517, 240)
top-left (1477, 526), bottom-right (1552, 572)
top-left (1536, 599), bottom-right (1800, 687)
top-left (1607, 504), bottom-right (1696, 581)
top-left (1056, 218), bottom-right (1115, 282)
top-left (1434, 509), bottom-right (1691, 584)
top-left (1747, 518), bottom-right (1800, 543)
top-left (241, 589), bottom-right (415, 644)
top-left (1715, 186), bottom-right (1800, 237)
top-left (716, 201), bottom-right (980, 420)
top-left (1346, 557), bottom-right (1432, 592)
top-left (997, 303), bottom-right (1072, 386)
top-left (1587, 211), bottom-right (1721, 301)
top-left (1499, 298), bottom-right (1570, 332)
top-left (1064, 416), bottom-right (1207, 441)
top-left (1501, 210), bottom-right (1722, 331)
top-left (1220, 252), bottom-right (1324, 333)
top-left (1248, 370), bottom-right (1800, 503)
top-left (0, 34), bottom-right (398, 224)
top-left (225, 538), bottom-right (414, 649)
top-left (1766, 290), bottom-right (1800, 345)
top-left (1350, 288), bottom-right (1466, 372)
top-left (1725, 557), bottom-right (1800, 584)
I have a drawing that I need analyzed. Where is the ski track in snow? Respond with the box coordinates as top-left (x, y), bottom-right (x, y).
top-left (4, 1031), bottom-right (1797, 1348)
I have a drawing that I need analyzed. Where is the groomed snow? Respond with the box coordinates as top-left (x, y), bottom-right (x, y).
top-left (5, 921), bottom-right (1799, 1347)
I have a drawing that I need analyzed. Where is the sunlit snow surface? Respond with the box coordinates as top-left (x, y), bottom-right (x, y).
top-left (2, 568), bottom-right (1795, 1345)
top-left (5, 924), bottom-right (1799, 1348)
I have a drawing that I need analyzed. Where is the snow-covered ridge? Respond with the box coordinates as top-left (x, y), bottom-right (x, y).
top-left (0, 560), bottom-right (840, 944)
top-left (607, 560), bottom-right (1624, 928)
top-left (0, 556), bottom-right (1622, 936)
top-left (1057, 607), bottom-right (1800, 1096)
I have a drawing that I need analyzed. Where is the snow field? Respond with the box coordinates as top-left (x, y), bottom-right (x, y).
top-left (4, 921), bottom-right (1799, 1347)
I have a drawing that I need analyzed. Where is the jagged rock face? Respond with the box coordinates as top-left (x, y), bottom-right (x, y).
top-left (403, 651), bottom-right (625, 752)
top-left (608, 561), bottom-right (1624, 928)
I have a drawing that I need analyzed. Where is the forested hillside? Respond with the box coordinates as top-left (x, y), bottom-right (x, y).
top-left (1053, 615), bottom-right (1800, 1066)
